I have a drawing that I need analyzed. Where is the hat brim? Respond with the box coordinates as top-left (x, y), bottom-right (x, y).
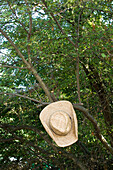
top-left (39, 100), bottom-right (78, 147)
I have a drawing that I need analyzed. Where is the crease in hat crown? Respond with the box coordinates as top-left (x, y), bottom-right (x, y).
top-left (49, 111), bottom-right (72, 136)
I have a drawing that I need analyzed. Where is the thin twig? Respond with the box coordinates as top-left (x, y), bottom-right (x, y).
top-left (84, 7), bottom-right (112, 14)
top-left (76, 9), bottom-right (83, 104)
top-left (0, 64), bottom-right (27, 70)
top-left (41, 0), bottom-right (76, 47)
top-left (24, 0), bottom-right (32, 63)
top-left (27, 81), bottom-right (43, 102)
top-left (0, 92), bottom-right (49, 105)
top-left (6, 0), bottom-right (28, 33)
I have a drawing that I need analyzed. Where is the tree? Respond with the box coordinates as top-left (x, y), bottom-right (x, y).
top-left (0, 0), bottom-right (113, 169)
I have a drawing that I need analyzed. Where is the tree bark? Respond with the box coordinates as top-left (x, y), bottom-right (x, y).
top-left (82, 63), bottom-right (113, 146)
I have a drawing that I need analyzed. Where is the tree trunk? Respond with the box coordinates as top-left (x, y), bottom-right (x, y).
top-left (82, 63), bottom-right (113, 145)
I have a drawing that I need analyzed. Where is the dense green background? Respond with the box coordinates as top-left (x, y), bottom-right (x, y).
top-left (0, 0), bottom-right (113, 169)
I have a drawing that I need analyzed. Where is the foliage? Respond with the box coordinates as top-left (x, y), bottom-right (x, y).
top-left (0, 0), bottom-right (113, 169)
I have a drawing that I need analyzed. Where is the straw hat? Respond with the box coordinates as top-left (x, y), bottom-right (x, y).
top-left (39, 100), bottom-right (78, 147)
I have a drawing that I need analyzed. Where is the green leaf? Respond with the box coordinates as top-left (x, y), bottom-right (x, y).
top-left (101, 53), bottom-right (106, 58)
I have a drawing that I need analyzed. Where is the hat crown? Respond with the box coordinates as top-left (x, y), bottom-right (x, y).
top-left (49, 111), bottom-right (72, 136)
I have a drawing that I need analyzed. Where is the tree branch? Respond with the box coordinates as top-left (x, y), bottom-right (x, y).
top-left (84, 7), bottom-right (112, 14)
top-left (0, 64), bottom-right (27, 70)
top-left (24, 0), bottom-right (32, 63)
top-left (0, 137), bottom-right (15, 142)
top-left (2, 89), bottom-right (111, 153)
top-left (0, 123), bottom-right (87, 169)
top-left (0, 28), bottom-right (30, 67)
top-left (41, 0), bottom-right (76, 48)
top-left (0, 28), bottom-right (53, 102)
top-left (0, 92), bottom-right (49, 105)
top-left (76, 10), bottom-right (83, 104)
top-left (6, 0), bottom-right (28, 33)
top-left (41, 0), bottom-right (82, 103)
top-left (73, 104), bottom-right (113, 155)
top-left (1, 90), bottom-right (112, 154)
